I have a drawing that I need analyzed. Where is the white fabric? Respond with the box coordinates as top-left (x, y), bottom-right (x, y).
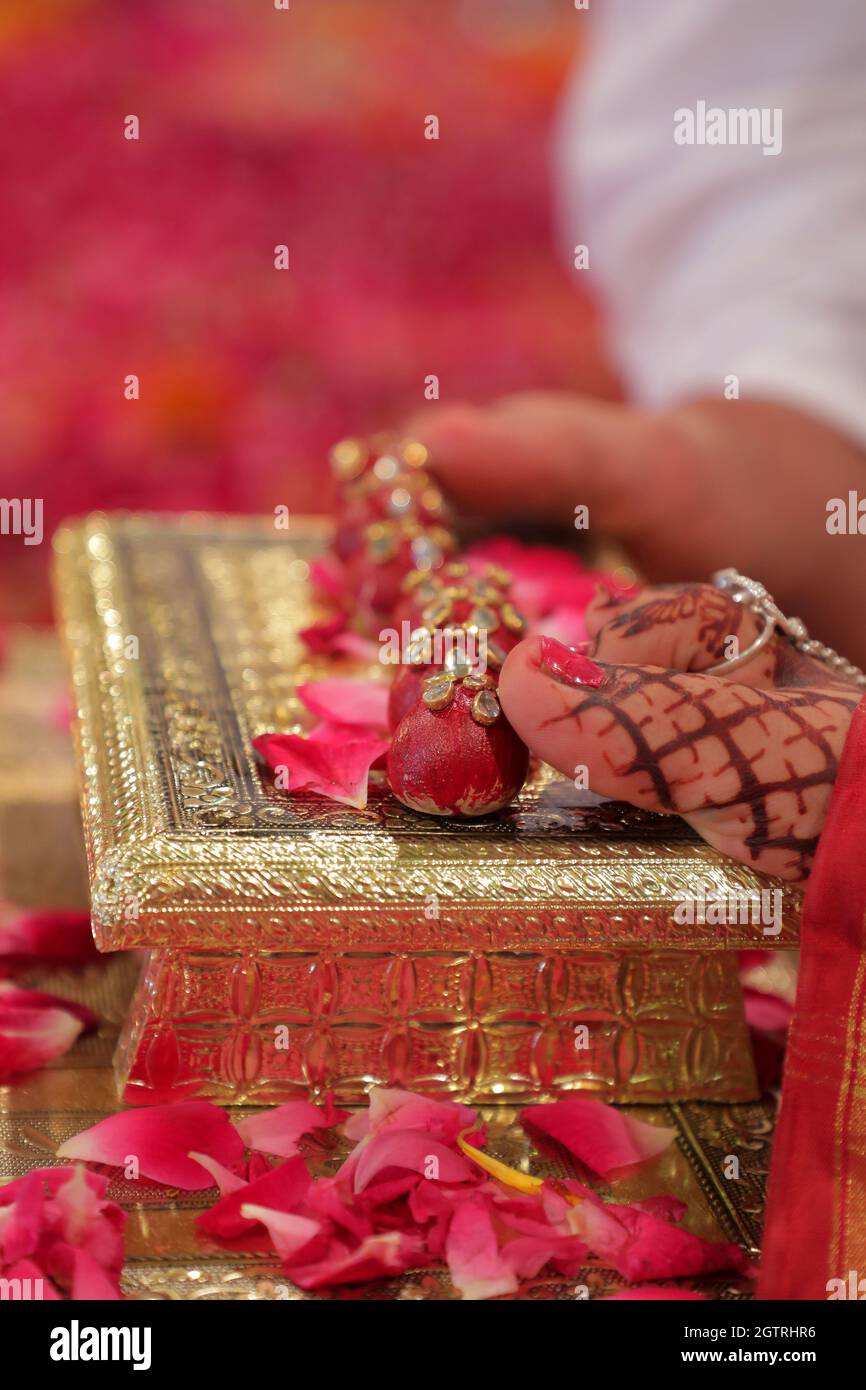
top-left (554, 0), bottom-right (866, 445)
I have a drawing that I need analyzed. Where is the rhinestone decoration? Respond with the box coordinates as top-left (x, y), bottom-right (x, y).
top-left (443, 648), bottom-right (474, 678)
top-left (387, 486), bottom-right (413, 516)
top-left (422, 673), bottom-right (456, 709)
top-left (469, 605), bottom-right (498, 631)
top-left (486, 564), bottom-right (512, 587)
top-left (366, 523), bottom-right (398, 562)
top-left (471, 581), bottom-right (504, 605)
top-left (501, 601), bottom-right (527, 635)
top-left (421, 486), bottom-right (444, 514)
top-left (462, 672), bottom-right (494, 690)
top-left (329, 437), bottom-right (367, 480)
top-left (372, 454), bottom-right (400, 482)
top-left (471, 689), bottom-right (501, 725)
top-left (422, 596), bottom-right (453, 628)
top-left (410, 535), bottom-right (443, 572)
top-left (485, 641), bottom-right (507, 670)
top-left (401, 440), bottom-right (430, 468)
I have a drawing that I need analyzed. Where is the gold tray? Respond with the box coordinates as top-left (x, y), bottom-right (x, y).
top-left (52, 514), bottom-right (800, 1104)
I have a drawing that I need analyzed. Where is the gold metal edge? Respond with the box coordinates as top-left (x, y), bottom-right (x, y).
top-left (52, 512), bottom-right (803, 953)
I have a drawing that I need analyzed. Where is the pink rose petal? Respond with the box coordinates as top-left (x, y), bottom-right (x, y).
top-left (743, 986), bottom-right (793, 1035)
top-left (72, 1248), bottom-right (123, 1300)
top-left (253, 729), bottom-right (388, 809)
top-left (285, 1230), bottom-right (425, 1290)
top-left (332, 632), bottom-right (380, 662)
top-left (563, 1186), bottom-right (751, 1282)
top-left (57, 1101), bottom-right (246, 1190)
top-left (196, 1155), bottom-right (312, 1240)
top-left (309, 555), bottom-right (347, 603)
top-left (633, 1195), bottom-right (687, 1223)
top-left (299, 614), bottom-right (349, 655)
top-left (188, 1151), bottom-right (247, 1197)
top-left (351, 1130), bottom-right (475, 1193)
top-left (52, 1166), bottom-right (126, 1276)
top-left (2, 1258), bottom-right (62, 1299)
top-left (466, 537), bottom-right (600, 620)
top-left (236, 1098), bottom-right (347, 1158)
top-left (305, 1177), bottom-right (375, 1242)
top-left (445, 1195), bottom-right (518, 1301)
top-left (522, 1098), bottom-right (675, 1177)
top-left (342, 1086), bottom-right (479, 1145)
top-left (0, 982), bottom-right (98, 1034)
top-left (501, 1232), bottom-right (587, 1280)
top-left (0, 1003), bottom-right (83, 1080)
top-left (239, 1204), bottom-right (323, 1262)
top-left (1, 1171), bottom-right (44, 1264)
top-left (297, 679), bottom-right (389, 730)
top-left (0, 1166), bottom-right (109, 1207)
top-left (0, 910), bottom-right (99, 969)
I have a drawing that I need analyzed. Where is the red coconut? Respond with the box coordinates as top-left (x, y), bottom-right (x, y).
top-left (387, 684), bottom-right (529, 817)
top-left (387, 665), bottom-right (430, 730)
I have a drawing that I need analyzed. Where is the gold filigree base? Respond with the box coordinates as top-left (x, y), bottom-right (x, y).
top-left (115, 945), bottom-right (757, 1105)
top-left (51, 513), bottom-right (797, 1105)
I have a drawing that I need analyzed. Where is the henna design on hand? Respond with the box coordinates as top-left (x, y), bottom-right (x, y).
top-left (551, 665), bottom-right (859, 881)
top-left (605, 584), bottom-right (747, 663)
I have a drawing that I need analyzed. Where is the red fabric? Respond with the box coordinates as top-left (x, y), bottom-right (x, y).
top-left (759, 695), bottom-right (866, 1299)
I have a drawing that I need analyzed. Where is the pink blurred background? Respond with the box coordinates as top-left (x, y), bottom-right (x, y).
top-left (0, 0), bottom-right (617, 624)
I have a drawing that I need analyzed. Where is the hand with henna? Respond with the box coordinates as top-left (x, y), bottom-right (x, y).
top-left (498, 582), bottom-right (861, 882)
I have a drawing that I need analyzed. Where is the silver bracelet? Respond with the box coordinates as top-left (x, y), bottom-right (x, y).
top-left (705, 568), bottom-right (866, 688)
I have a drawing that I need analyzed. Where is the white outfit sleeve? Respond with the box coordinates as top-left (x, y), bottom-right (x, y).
top-left (554, 0), bottom-right (866, 446)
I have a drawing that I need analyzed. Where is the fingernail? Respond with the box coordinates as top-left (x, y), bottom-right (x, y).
top-left (539, 636), bottom-right (606, 688)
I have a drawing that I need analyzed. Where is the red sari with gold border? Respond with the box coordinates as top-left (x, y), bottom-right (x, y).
top-left (759, 697), bottom-right (866, 1299)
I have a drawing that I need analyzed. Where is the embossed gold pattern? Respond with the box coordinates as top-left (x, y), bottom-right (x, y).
top-left (52, 515), bottom-right (800, 1103)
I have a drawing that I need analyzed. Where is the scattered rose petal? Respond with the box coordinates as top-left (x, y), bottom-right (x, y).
top-left (52, 1166), bottom-right (126, 1278)
top-left (253, 729), bottom-right (388, 810)
top-left (286, 1230), bottom-right (425, 1290)
top-left (633, 1194), bottom-right (687, 1223)
top-left (343, 1086), bottom-right (480, 1146)
top-left (2, 1258), bottom-right (62, 1299)
top-left (239, 1204), bottom-right (323, 1262)
top-left (352, 1130), bottom-right (474, 1193)
top-left (309, 555), bottom-right (347, 603)
top-left (743, 986), bottom-right (793, 1035)
top-left (562, 1184), bottom-right (751, 1282)
top-left (1, 1171), bottom-right (44, 1264)
top-left (57, 1101), bottom-right (246, 1190)
top-left (522, 1098), bottom-right (675, 1177)
top-left (0, 911), bottom-right (99, 970)
top-left (0, 982), bottom-right (98, 1034)
top-left (0, 1003), bottom-right (83, 1080)
top-left (445, 1195), bottom-right (518, 1301)
top-left (191, 1085), bottom-right (749, 1300)
top-left (297, 679), bottom-right (389, 730)
top-left (465, 537), bottom-right (601, 621)
top-left (188, 1151), bottom-right (247, 1197)
top-left (299, 614), bottom-right (349, 655)
top-left (0, 1165), bottom-right (126, 1301)
top-left (236, 1098), bottom-right (347, 1159)
top-left (332, 632), bottom-right (379, 662)
top-left (196, 1156), bottom-right (312, 1241)
top-left (72, 1248), bottom-right (123, 1300)
top-left (0, 1166), bottom-right (109, 1207)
